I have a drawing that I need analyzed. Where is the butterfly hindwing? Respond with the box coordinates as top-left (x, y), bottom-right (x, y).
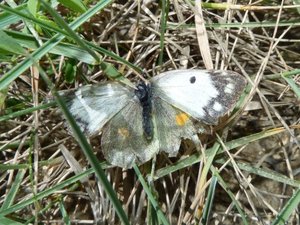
top-left (151, 70), bottom-right (246, 124)
top-left (101, 96), bottom-right (200, 167)
top-left (60, 82), bottom-right (134, 136)
top-left (101, 97), bottom-right (159, 168)
top-left (153, 98), bottom-right (197, 156)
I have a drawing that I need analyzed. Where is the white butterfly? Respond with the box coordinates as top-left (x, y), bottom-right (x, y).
top-left (60, 69), bottom-right (247, 168)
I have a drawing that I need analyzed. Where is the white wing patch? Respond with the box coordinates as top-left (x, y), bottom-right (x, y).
top-left (151, 69), bottom-right (246, 124)
top-left (152, 70), bottom-right (219, 119)
top-left (60, 83), bottom-right (134, 136)
top-left (213, 102), bottom-right (223, 112)
top-left (70, 88), bottom-right (108, 134)
top-left (224, 83), bottom-right (235, 94)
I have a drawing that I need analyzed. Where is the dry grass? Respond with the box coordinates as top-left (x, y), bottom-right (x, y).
top-left (1, 0), bottom-right (300, 224)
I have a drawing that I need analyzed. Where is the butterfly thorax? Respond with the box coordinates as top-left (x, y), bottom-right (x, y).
top-left (135, 82), bottom-right (153, 141)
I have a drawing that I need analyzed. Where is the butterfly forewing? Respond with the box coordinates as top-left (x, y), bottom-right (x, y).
top-left (151, 70), bottom-right (246, 125)
top-left (60, 82), bottom-right (134, 136)
top-left (203, 71), bottom-right (247, 123)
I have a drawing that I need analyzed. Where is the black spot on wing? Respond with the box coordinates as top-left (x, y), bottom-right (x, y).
top-left (59, 92), bottom-right (92, 135)
top-left (72, 116), bottom-right (90, 133)
top-left (190, 76), bottom-right (196, 83)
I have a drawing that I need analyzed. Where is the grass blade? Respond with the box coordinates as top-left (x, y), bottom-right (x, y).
top-left (0, 0), bottom-right (113, 90)
top-left (271, 189), bottom-right (300, 225)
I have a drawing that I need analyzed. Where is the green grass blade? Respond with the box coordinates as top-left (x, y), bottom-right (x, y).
top-left (39, 0), bottom-right (133, 82)
top-left (57, 0), bottom-right (87, 13)
top-left (158, 0), bottom-right (169, 66)
top-left (0, 4), bottom-right (26, 28)
top-left (0, 169), bottom-right (26, 210)
top-left (153, 127), bottom-right (293, 180)
top-left (0, 216), bottom-right (24, 225)
top-left (271, 188), bottom-right (300, 225)
top-left (38, 65), bottom-right (130, 225)
top-left (0, 87), bottom-right (7, 112)
top-left (0, 102), bottom-right (55, 122)
top-left (0, 169), bottom-right (93, 216)
top-left (59, 200), bottom-right (71, 225)
top-left (281, 73), bottom-right (300, 99)
top-left (0, 0), bottom-right (113, 90)
top-left (133, 165), bottom-right (170, 225)
top-left (200, 176), bottom-right (217, 225)
top-left (215, 159), bottom-right (300, 188)
top-left (167, 20), bottom-right (300, 29)
top-left (0, 30), bottom-right (26, 54)
top-left (27, 0), bottom-right (40, 16)
top-left (3, 30), bottom-right (97, 64)
top-left (0, 3), bottom-right (66, 34)
top-left (212, 167), bottom-right (248, 224)
top-left (40, 0), bottom-right (99, 61)
top-left (3, 29), bottom-right (139, 68)
top-left (25, 200), bottom-right (58, 224)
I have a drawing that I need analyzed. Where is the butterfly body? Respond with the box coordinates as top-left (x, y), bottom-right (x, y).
top-left (60, 69), bottom-right (247, 168)
top-left (135, 82), bottom-right (154, 141)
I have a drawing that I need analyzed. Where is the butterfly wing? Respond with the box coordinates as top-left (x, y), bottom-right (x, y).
top-left (101, 93), bottom-right (201, 167)
top-left (60, 69), bottom-right (246, 168)
top-left (59, 82), bottom-right (134, 136)
top-left (151, 70), bottom-right (246, 124)
top-left (101, 97), bottom-right (159, 168)
top-left (153, 97), bottom-right (198, 156)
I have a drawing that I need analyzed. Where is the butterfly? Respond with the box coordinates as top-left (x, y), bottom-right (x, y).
top-left (60, 69), bottom-right (247, 168)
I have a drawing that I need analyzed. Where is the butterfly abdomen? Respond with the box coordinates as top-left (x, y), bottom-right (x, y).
top-left (135, 82), bottom-right (153, 141)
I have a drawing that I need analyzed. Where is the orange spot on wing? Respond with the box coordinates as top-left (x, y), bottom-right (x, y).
top-left (175, 112), bottom-right (189, 126)
top-left (118, 128), bottom-right (129, 138)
